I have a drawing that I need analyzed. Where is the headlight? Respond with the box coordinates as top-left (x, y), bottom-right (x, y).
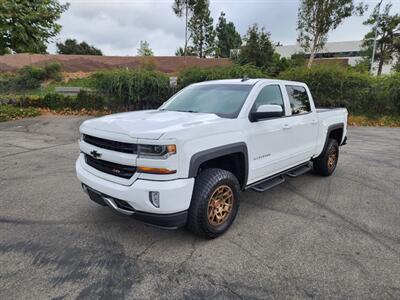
top-left (79, 133), bottom-right (84, 142)
top-left (138, 144), bottom-right (176, 159)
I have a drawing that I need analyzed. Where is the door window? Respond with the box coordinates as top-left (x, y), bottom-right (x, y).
top-left (285, 85), bottom-right (311, 115)
top-left (252, 85), bottom-right (285, 113)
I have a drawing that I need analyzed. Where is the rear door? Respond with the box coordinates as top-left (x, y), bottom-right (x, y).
top-left (283, 85), bottom-right (318, 163)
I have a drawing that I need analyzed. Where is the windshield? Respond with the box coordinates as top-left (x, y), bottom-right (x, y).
top-left (160, 84), bottom-right (253, 118)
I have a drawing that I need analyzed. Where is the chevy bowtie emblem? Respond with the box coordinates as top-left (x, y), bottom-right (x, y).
top-left (90, 150), bottom-right (102, 159)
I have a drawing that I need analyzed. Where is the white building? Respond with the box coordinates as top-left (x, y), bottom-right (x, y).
top-left (276, 41), bottom-right (396, 75)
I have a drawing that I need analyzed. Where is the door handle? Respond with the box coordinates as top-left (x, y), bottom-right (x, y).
top-left (311, 119), bottom-right (318, 124)
top-left (283, 124), bottom-right (292, 129)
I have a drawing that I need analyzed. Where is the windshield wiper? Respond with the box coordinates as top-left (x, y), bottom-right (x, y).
top-left (174, 110), bottom-right (199, 113)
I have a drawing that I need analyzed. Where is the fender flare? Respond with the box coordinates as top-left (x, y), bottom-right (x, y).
top-left (322, 123), bottom-right (345, 152)
top-left (188, 142), bottom-right (249, 187)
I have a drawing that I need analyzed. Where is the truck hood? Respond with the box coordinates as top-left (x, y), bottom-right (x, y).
top-left (80, 110), bottom-right (223, 140)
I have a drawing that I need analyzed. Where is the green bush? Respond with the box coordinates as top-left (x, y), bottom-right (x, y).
top-left (11, 95), bottom-right (45, 107)
top-left (43, 93), bottom-right (77, 110)
top-left (0, 72), bottom-right (16, 93)
top-left (177, 64), bottom-right (267, 88)
top-left (279, 66), bottom-right (371, 114)
top-left (0, 63), bottom-right (63, 92)
top-left (44, 62), bottom-right (63, 82)
top-left (91, 69), bottom-right (171, 110)
top-left (280, 65), bottom-right (400, 115)
top-left (376, 73), bottom-right (400, 115)
top-left (3, 91), bottom-right (106, 111)
top-left (14, 66), bottom-right (47, 90)
top-left (0, 104), bottom-right (40, 122)
top-left (76, 90), bottom-right (106, 110)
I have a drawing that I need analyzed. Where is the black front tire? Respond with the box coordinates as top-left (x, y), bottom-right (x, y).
top-left (187, 168), bottom-right (240, 239)
top-left (313, 138), bottom-right (339, 176)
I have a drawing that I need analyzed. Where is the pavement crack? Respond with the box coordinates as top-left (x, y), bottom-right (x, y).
top-left (0, 142), bottom-right (75, 159)
top-left (228, 238), bottom-right (273, 270)
top-left (284, 182), bottom-right (400, 257)
top-left (136, 240), bottom-right (158, 259)
top-left (176, 238), bottom-right (197, 271)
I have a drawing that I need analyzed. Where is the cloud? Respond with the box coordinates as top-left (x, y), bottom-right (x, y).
top-left (47, 0), bottom-right (400, 56)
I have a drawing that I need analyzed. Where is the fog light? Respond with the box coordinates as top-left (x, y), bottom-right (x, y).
top-left (149, 191), bottom-right (160, 208)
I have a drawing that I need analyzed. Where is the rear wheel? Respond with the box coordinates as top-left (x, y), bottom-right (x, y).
top-left (313, 138), bottom-right (339, 176)
top-left (187, 168), bottom-right (240, 239)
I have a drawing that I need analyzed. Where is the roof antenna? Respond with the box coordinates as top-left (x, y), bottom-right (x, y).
top-left (241, 75), bottom-right (250, 82)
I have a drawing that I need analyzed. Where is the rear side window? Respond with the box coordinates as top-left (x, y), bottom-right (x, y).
top-left (252, 85), bottom-right (284, 112)
top-left (285, 85), bottom-right (311, 115)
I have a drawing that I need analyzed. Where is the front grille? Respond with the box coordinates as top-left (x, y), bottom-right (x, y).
top-left (83, 134), bottom-right (137, 154)
top-left (85, 154), bottom-right (136, 179)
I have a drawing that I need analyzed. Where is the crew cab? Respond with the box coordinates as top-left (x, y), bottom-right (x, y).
top-left (76, 79), bottom-right (347, 238)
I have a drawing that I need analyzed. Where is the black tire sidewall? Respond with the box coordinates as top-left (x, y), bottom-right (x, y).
top-left (314, 138), bottom-right (339, 176)
top-left (188, 168), bottom-right (240, 238)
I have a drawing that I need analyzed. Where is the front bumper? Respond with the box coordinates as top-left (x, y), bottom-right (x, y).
top-left (83, 184), bottom-right (188, 228)
top-left (76, 156), bottom-right (194, 227)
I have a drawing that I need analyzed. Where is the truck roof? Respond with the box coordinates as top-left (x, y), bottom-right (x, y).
top-left (193, 78), bottom-right (306, 86)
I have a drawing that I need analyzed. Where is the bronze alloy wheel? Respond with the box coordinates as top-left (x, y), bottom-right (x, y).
top-left (327, 148), bottom-right (338, 171)
top-left (207, 185), bottom-right (234, 226)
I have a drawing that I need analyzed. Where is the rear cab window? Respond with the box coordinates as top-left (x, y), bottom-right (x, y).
top-left (285, 85), bottom-right (311, 115)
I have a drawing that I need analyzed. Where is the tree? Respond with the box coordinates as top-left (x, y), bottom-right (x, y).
top-left (175, 46), bottom-right (196, 56)
top-left (297, 0), bottom-right (366, 68)
top-left (57, 39), bottom-right (103, 55)
top-left (173, 0), bottom-right (215, 58)
top-left (394, 37), bottom-right (400, 72)
top-left (362, 3), bottom-right (400, 75)
top-left (0, 0), bottom-right (69, 55)
top-left (172, 0), bottom-right (196, 57)
top-left (137, 40), bottom-right (154, 56)
top-left (238, 24), bottom-right (275, 69)
top-left (188, 0), bottom-right (215, 58)
top-left (215, 12), bottom-right (242, 58)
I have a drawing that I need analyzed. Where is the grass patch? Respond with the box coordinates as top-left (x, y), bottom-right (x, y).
top-left (349, 115), bottom-right (400, 127)
top-left (0, 105), bottom-right (41, 122)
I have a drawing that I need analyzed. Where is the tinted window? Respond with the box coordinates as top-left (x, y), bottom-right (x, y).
top-left (252, 85), bottom-right (284, 112)
top-left (285, 85), bottom-right (311, 115)
top-left (161, 84), bottom-right (252, 119)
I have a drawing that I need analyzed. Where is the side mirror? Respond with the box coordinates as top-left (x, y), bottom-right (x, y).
top-left (251, 104), bottom-right (283, 121)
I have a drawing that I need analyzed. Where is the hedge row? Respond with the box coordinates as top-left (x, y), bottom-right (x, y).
top-left (279, 66), bottom-right (400, 115)
top-left (3, 91), bottom-right (106, 111)
top-left (1, 64), bottom-right (399, 116)
top-left (177, 64), bottom-right (267, 88)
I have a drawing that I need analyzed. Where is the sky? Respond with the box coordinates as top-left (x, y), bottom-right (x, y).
top-left (48, 0), bottom-right (400, 56)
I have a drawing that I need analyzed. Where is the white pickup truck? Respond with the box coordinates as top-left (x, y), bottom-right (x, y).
top-left (76, 79), bottom-right (347, 238)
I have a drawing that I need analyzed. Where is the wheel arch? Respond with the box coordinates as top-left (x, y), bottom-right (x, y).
top-left (188, 143), bottom-right (249, 189)
top-left (327, 123), bottom-right (344, 144)
top-left (323, 123), bottom-right (344, 150)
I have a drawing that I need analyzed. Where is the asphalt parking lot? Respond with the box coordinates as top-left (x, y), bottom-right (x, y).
top-left (0, 116), bottom-right (399, 299)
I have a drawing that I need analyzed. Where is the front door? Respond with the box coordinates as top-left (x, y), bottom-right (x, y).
top-left (246, 84), bottom-right (293, 184)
